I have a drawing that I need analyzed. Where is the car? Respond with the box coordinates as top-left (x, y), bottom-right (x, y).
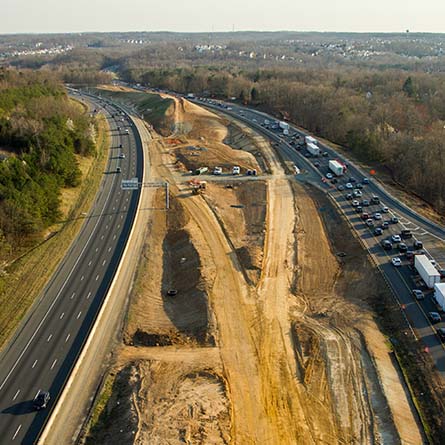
top-left (374, 212), bottom-right (382, 220)
top-left (353, 190), bottom-right (362, 198)
top-left (381, 221), bottom-right (389, 230)
top-left (116, 166), bottom-right (121, 173)
top-left (118, 153), bottom-right (125, 159)
top-left (366, 218), bottom-right (374, 227)
top-left (391, 234), bottom-right (401, 243)
top-left (390, 216), bottom-right (399, 224)
top-left (314, 161), bottom-right (321, 168)
top-left (331, 178), bottom-right (338, 184)
top-left (345, 193), bottom-right (353, 200)
top-left (374, 227), bottom-right (383, 236)
top-left (361, 212), bottom-right (370, 220)
top-left (362, 177), bottom-right (369, 184)
top-left (322, 151), bottom-right (329, 157)
top-left (349, 177), bottom-right (356, 183)
top-left (119, 143), bottom-right (123, 148)
top-left (355, 183), bottom-right (363, 189)
top-left (337, 185), bottom-right (345, 191)
top-left (167, 289), bottom-right (178, 297)
top-left (356, 206), bottom-right (363, 213)
top-left (437, 328), bottom-right (445, 341)
top-left (438, 269), bottom-right (445, 279)
top-left (232, 166), bottom-right (240, 175)
top-left (405, 250), bottom-right (415, 260)
top-left (352, 200), bottom-right (360, 207)
top-left (213, 166), bottom-right (222, 175)
top-left (345, 183), bottom-right (353, 189)
top-left (362, 199), bottom-right (370, 207)
top-left (370, 196), bottom-right (380, 205)
top-left (413, 240), bottom-right (423, 250)
top-left (429, 312), bottom-right (441, 323)
top-left (33, 391), bottom-right (50, 410)
top-left (398, 242), bottom-right (408, 253)
top-left (412, 289), bottom-right (425, 300)
top-left (381, 206), bottom-right (389, 213)
top-left (401, 229), bottom-right (413, 239)
top-left (326, 173), bottom-right (333, 179)
top-left (382, 240), bottom-right (392, 250)
top-left (391, 257), bottom-right (402, 267)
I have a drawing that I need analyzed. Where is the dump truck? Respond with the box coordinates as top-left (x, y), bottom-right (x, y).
top-left (415, 255), bottom-right (441, 288)
top-left (329, 160), bottom-right (347, 176)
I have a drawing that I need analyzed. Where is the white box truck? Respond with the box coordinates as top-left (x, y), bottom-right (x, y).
top-left (307, 142), bottom-right (320, 156)
top-left (305, 135), bottom-right (318, 146)
top-left (328, 160), bottom-right (346, 176)
top-left (415, 255), bottom-right (441, 288)
top-left (434, 283), bottom-right (445, 311)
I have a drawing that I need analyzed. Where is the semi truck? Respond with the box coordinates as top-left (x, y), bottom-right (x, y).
top-left (328, 160), bottom-right (347, 176)
top-left (415, 255), bottom-right (441, 288)
top-left (307, 142), bottom-right (320, 157)
top-left (305, 135), bottom-right (318, 146)
top-left (434, 283), bottom-right (445, 311)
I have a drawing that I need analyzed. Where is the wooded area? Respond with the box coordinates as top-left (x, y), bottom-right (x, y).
top-left (0, 69), bottom-right (95, 260)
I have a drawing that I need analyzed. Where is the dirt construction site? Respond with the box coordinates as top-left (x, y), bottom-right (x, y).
top-left (84, 93), bottom-right (424, 444)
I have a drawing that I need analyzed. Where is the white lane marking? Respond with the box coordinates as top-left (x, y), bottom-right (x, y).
top-left (113, 235), bottom-right (117, 240)
top-left (105, 225), bottom-right (109, 230)
top-left (0, 163), bottom-right (119, 392)
top-left (88, 260), bottom-right (92, 266)
top-left (95, 247), bottom-right (99, 252)
top-left (60, 312), bottom-right (65, 320)
top-left (80, 275), bottom-right (84, 281)
top-left (12, 425), bottom-right (21, 440)
top-left (13, 389), bottom-right (20, 401)
top-left (86, 291), bottom-right (91, 299)
top-left (120, 215), bottom-right (124, 219)
top-left (47, 334), bottom-right (52, 342)
top-left (117, 224), bottom-right (121, 229)
top-left (77, 311), bottom-right (82, 319)
top-left (126, 198), bottom-right (129, 202)
top-left (108, 247), bottom-right (112, 252)
top-left (70, 292), bottom-right (75, 300)
top-left (65, 334), bottom-right (71, 343)
top-left (102, 260), bottom-right (106, 266)
top-left (51, 359), bottom-right (58, 370)
top-left (101, 235), bottom-right (104, 240)
top-left (95, 274), bottom-right (100, 281)
top-left (34, 389), bottom-right (40, 399)
top-left (32, 360), bottom-right (38, 369)
top-left (112, 207), bottom-right (115, 211)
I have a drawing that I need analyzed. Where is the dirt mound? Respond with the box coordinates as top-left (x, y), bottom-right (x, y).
top-left (126, 193), bottom-right (213, 346)
top-left (86, 360), bottom-right (231, 445)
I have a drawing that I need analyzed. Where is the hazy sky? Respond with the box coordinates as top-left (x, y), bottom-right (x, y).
top-left (2, 0), bottom-right (445, 34)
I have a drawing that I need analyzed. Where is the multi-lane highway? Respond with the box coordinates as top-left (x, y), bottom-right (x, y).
top-left (0, 92), bottom-right (143, 443)
top-left (192, 96), bottom-right (445, 376)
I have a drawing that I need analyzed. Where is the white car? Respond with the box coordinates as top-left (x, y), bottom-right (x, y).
top-left (345, 183), bottom-right (353, 189)
top-left (353, 190), bottom-right (362, 197)
top-left (391, 234), bottom-right (401, 243)
top-left (213, 166), bottom-right (222, 175)
top-left (232, 166), bottom-right (241, 175)
top-left (374, 212), bottom-right (382, 220)
top-left (382, 206), bottom-right (389, 213)
top-left (326, 173), bottom-right (333, 179)
top-left (391, 257), bottom-right (402, 267)
top-left (352, 200), bottom-right (360, 207)
top-left (119, 153), bottom-right (125, 159)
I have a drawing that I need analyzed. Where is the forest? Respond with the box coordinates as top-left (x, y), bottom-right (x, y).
top-left (0, 69), bottom-right (95, 259)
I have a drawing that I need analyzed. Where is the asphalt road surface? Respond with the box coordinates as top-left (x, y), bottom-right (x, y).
top-left (193, 97), bottom-right (445, 377)
top-left (0, 92), bottom-right (143, 444)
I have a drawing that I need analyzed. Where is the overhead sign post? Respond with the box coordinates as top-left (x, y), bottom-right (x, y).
top-left (121, 178), bottom-right (170, 209)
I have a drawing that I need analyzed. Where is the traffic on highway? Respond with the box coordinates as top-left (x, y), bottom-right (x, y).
top-left (192, 95), bottom-right (445, 376)
top-left (0, 93), bottom-right (143, 443)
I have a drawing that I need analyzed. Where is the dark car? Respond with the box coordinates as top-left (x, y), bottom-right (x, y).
top-left (314, 161), bottom-right (320, 167)
top-left (362, 199), bottom-right (370, 207)
top-left (390, 216), bottom-right (399, 224)
top-left (382, 240), bottom-right (392, 250)
top-left (401, 229), bottom-right (413, 239)
top-left (167, 289), bottom-right (178, 297)
top-left (337, 185), bottom-right (345, 191)
top-left (381, 221), bottom-right (389, 230)
top-left (322, 151), bottom-right (329, 157)
top-left (355, 183), bottom-right (363, 189)
top-left (405, 250), bottom-right (415, 260)
top-left (374, 227), bottom-right (383, 236)
top-left (370, 196), bottom-right (380, 205)
top-left (429, 312), bottom-right (441, 323)
top-left (349, 177), bottom-right (356, 183)
top-left (398, 242), bottom-right (408, 253)
top-left (33, 391), bottom-right (50, 410)
top-left (361, 213), bottom-right (370, 220)
top-left (345, 193), bottom-right (353, 200)
top-left (362, 177), bottom-right (369, 184)
top-left (331, 178), bottom-right (338, 184)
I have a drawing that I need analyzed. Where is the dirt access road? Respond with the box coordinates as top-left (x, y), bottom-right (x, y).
top-left (85, 94), bottom-right (423, 445)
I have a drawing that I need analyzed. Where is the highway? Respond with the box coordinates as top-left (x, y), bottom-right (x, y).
top-left (0, 92), bottom-right (143, 443)
top-left (192, 96), bottom-right (445, 376)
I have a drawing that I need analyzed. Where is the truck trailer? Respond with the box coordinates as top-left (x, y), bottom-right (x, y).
top-left (305, 135), bottom-right (318, 146)
top-left (434, 283), bottom-right (445, 311)
top-left (307, 142), bottom-right (320, 156)
top-left (415, 255), bottom-right (441, 288)
top-left (328, 160), bottom-right (346, 176)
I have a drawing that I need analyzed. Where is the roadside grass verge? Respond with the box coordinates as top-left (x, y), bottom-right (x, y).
top-left (0, 113), bottom-right (110, 350)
